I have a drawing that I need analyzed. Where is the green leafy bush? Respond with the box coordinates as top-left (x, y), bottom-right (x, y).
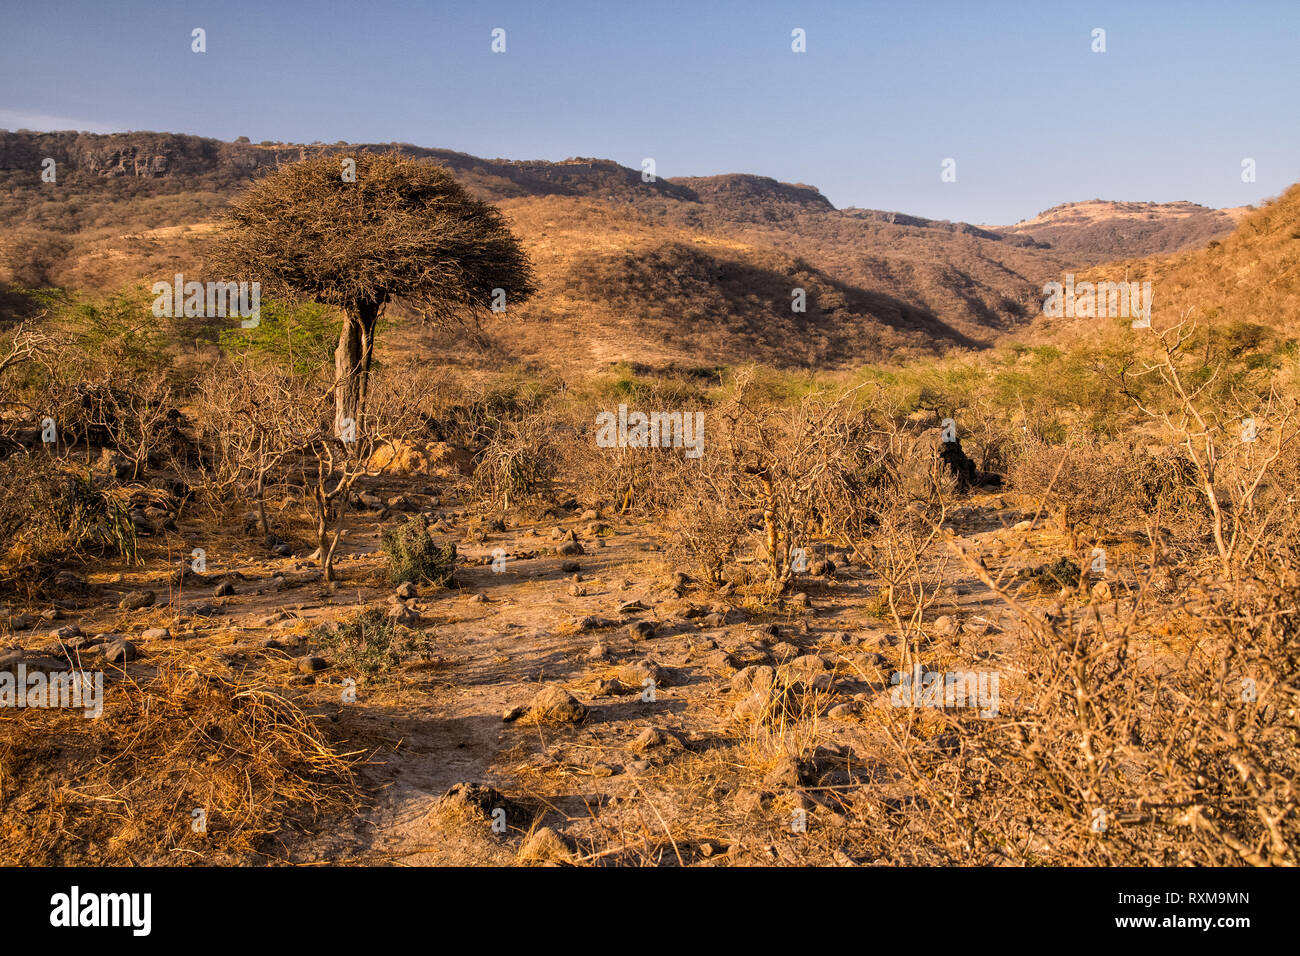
top-left (317, 608), bottom-right (401, 676)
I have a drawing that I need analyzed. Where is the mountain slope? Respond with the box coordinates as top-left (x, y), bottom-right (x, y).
top-left (0, 130), bottom-right (1246, 371)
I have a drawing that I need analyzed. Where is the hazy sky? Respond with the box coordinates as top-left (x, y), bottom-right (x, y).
top-left (2, 0), bottom-right (1296, 223)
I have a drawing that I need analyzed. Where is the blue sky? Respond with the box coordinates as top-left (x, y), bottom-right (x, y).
top-left (1, 0), bottom-right (1296, 223)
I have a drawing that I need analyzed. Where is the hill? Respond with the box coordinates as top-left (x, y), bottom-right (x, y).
top-left (0, 130), bottom-right (1244, 370)
top-left (993, 199), bottom-right (1239, 264)
top-left (1018, 182), bottom-right (1300, 350)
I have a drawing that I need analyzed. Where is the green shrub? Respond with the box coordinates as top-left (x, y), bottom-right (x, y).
top-left (381, 513), bottom-right (456, 587)
top-left (317, 608), bottom-right (401, 676)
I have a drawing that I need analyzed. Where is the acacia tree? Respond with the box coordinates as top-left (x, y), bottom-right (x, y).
top-left (212, 152), bottom-right (535, 433)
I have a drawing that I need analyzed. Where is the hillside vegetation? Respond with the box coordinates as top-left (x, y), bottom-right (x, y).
top-left (0, 135), bottom-right (1294, 868)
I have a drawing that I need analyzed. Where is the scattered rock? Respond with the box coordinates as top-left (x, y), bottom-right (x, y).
top-left (297, 655), bottom-right (328, 673)
top-left (119, 589), bottom-right (156, 610)
top-left (932, 615), bottom-right (961, 637)
top-left (140, 627), bottom-right (171, 641)
top-left (631, 726), bottom-right (683, 754)
top-left (616, 659), bottom-right (666, 689)
top-left (731, 664), bottom-right (775, 696)
top-left (434, 782), bottom-right (518, 822)
top-left (628, 620), bottom-right (655, 641)
top-left (103, 639), bottom-right (139, 664)
top-left (388, 603), bottom-right (419, 626)
top-left (213, 581), bottom-right (235, 598)
top-left (771, 641), bottom-right (801, 663)
top-left (519, 685), bottom-right (588, 725)
top-left (395, 581), bottom-right (418, 600)
top-left (733, 691), bottom-right (770, 721)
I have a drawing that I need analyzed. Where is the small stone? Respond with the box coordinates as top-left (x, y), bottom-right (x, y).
top-left (616, 659), bottom-right (666, 689)
top-left (733, 691), bottom-right (769, 721)
top-left (9, 612), bottom-right (36, 630)
top-left (932, 615), bottom-right (960, 637)
top-left (828, 701), bottom-right (861, 719)
top-left (119, 589), bottom-right (156, 610)
top-left (731, 665), bottom-right (775, 696)
top-left (557, 540), bottom-right (584, 557)
top-left (297, 655), bottom-right (328, 673)
top-left (50, 624), bottom-right (82, 640)
top-left (395, 581), bottom-right (418, 600)
top-left (140, 627), bottom-right (171, 641)
top-left (521, 685), bottom-right (588, 724)
top-left (0, 648), bottom-right (24, 669)
top-left (560, 560), bottom-right (581, 574)
top-left (388, 603), bottom-right (418, 626)
top-left (628, 620), bottom-right (655, 641)
top-left (213, 581), bottom-right (235, 598)
top-left (104, 639), bottom-right (139, 664)
top-left (631, 726), bottom-right (683, 754)
top-left (586, 642), bottom-right (608, 660)
top-left (771, 641), bottom-right (800, 663)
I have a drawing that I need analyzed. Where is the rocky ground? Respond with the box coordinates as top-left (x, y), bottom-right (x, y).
top-left (1, 463), bottom-right (1143, 866)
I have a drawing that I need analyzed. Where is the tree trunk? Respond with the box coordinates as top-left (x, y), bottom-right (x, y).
top-left (334, 300), bottom-right (381, 438)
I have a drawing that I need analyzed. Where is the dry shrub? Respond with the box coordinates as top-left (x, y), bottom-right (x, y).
top-left (877, 541), bottom-right (1299, 865)
top-left (0, 455), bottom-right (137, 566)
top-left (0, 662), bottom-right (359, 865)
top-left (469, 407), bottom-right (561, 513)
top-left (1007, 437), bottom-right (1204, 533)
